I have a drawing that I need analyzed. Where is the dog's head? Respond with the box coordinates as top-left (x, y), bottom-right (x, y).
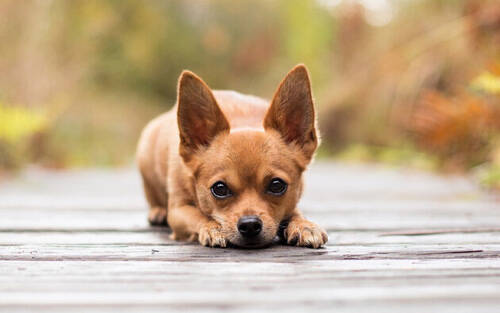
top-left (177, 65), bottom-right (318, 248)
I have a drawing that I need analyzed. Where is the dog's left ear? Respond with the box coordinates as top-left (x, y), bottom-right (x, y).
top-left (264, 64), bottom-right (318, 161)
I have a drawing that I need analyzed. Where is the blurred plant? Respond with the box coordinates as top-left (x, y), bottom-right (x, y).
top-left (335, 143), bottom-right (438, 171)
top-left (318, 0), bottom-right (500, 186)
top-left (411, 90), bottom-right (498, 169)
top-left (471, 69), bottom-right (500, 95)
top-left (474, 139), bottom-right (500, 190)
top-left (0, 102), bottom-right (48, 170)
top-left (0, 0), bottom-right (499, 190)
top-left (0, 0), bottom-right (334, 171)
top-left (0, 103), bottom-right (47, 144)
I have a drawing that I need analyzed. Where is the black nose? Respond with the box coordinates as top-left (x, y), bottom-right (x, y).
top-left (237, 215), bottom-right (263, 238)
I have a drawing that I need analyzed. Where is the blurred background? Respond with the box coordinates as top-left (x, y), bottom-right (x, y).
top-left (0, 0), bottom-right (499, 189)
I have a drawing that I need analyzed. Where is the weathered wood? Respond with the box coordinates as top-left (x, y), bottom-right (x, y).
top-left (1, 260), bottom-right (500, 307)
top-left (2, 259), bottom-right (500, 278)
top-left (1, 244), bottom-right (499, 262)
top-left (1, 208), bottom-right (498, 231)
top-left (2, 230), bottom-right (500, 245)
top-left (380, 227), bottom-right (500, 236)
top-left (2, 304), bottom-right (500, 313)
top-left (0, 162), bottom-right (499, 312)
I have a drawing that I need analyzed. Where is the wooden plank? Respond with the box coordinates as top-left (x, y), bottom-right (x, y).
top-left (1, 284), bottom-right (499, 304)
top-left (1, 260), bottom-right (500, 312)
top-left (2, 302), bottom-right (500, 313)
top-left (3, 269), bottom-right (500, 287)
top-left (1, 260), bottom-right (499, 300)
top-left (2, 256), bottom-right (500, 270)
top-left (0, 208), bottom-right (499, 231)
top-left (2, 259), bottom-right (500, 279)
top-left (2, 230), bottom-right (500, 245)
top-left (0, 163), bottom-right (499, 313)
top-left (1, 302), bottom-right (500, 313)
top-left (0, 242), bottom-right (499, 262)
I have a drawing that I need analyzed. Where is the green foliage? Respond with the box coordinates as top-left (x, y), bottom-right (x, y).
top-left (0, 0), bottom-right (334, 171)
top-left (280, 0), bottom-right (334, 81)
top-left (0, 103), bottom-right (47, 144)
top-left (0, 0), bottom-right (499, 187)
top-left (471, 72), bottom-right (500, 95)
top-left (334, 144), bottom-right (439, 171)
top-left (474, 164), bottom-right (500, 190)
top-left (50, 0), bottom-right (332, 100)
top-left (0, 103), bottom-right (48, 170)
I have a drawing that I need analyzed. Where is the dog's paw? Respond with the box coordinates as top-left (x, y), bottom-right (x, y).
top-left (148, 207), bottom-right (168, 226)
top-left (198, 221), bottom-right (228, 248)
top-left (284, 219), bottom-right (328, 249)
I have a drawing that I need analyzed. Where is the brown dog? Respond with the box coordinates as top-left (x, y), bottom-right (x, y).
top-left (136, 64), bottom-right (327, 248)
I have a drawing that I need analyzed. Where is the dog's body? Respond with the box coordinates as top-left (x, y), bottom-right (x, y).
top-left (137, 65), bottom-right (327, 248)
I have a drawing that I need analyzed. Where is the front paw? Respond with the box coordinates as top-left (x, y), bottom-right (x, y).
top-left (284, 219), bottom-right (328, 249)
top-left (198, 221), bottom-right (228, 248)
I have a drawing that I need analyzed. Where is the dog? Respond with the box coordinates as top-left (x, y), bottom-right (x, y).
top-left (136, 64), bottom-right (328, 249)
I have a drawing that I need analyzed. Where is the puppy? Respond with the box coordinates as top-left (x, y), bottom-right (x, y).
top-left (136, 64), bottom-right (328, 248)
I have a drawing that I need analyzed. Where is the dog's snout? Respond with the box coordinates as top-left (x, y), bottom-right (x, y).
top-left (237, 215), bottom-right (262, 238)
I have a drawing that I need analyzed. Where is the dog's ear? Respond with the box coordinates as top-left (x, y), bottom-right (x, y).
top-left (177, 71), bottom-right (229, 158)
top-left (264, 64), bottom-right (318, 161)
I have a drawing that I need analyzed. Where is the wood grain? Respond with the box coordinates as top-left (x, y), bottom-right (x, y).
top-left (0, 162), bottom-right (499, 312)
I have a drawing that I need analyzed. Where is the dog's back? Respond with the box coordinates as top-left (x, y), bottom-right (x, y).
top-left (212, 90), bottom-right (269, 131)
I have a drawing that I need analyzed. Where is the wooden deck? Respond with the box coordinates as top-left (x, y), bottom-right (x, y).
top-left (1, 162), bottom-right (499, 312)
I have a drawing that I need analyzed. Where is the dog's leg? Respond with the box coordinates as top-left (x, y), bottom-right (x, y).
top-left (167, 205), bottom-right (227, 248)
top-left (282, 210), bottom-right (328, 248)
top-left (141, 175), bottom-right (168, 226)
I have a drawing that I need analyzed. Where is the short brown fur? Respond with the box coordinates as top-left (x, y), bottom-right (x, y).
top-left (136, 65), bottom-right (327, 248)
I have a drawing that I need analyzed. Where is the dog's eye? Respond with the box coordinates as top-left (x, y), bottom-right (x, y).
top-left (210, 181), bottom-right (233, 199)
top-left (267, 178), bottom-right (287, 196)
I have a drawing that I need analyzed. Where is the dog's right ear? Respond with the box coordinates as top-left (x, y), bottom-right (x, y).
top-left (264, 64), bottom-right (318, 162)
top-left (177, 71), bottom-right (230, 160)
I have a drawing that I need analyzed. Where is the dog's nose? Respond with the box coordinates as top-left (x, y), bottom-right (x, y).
top-left (237, 215), bottom-right (262, 238)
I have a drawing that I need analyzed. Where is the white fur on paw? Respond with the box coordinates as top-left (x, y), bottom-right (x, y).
top-left (198, 221), bottom-right (227, 248)
top-left (285, 220), bottom-right (328, 249)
